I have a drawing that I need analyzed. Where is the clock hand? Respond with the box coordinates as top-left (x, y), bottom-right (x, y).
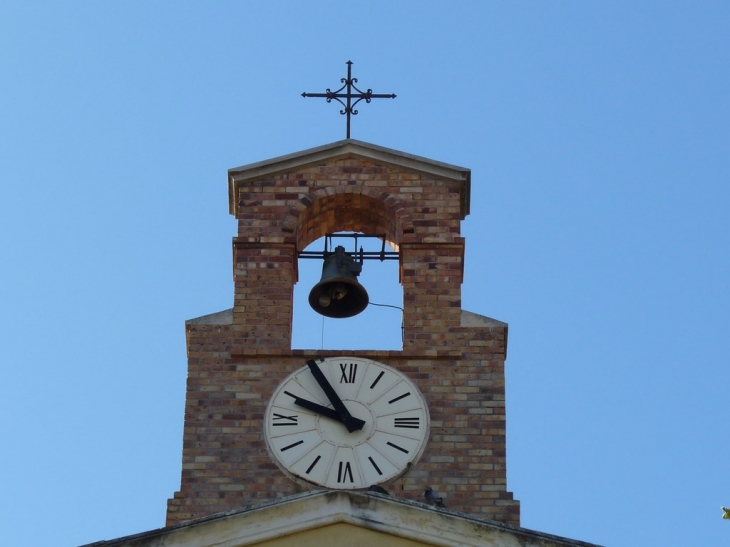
top-left (292, 397), bottom-right (340, 421)
top-left (292, 396), bottom-right (366, 430)
top-left (306, 359), bottom-right (365, 432)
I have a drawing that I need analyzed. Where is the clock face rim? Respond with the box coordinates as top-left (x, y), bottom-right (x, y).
top-left (264, 357), bottom-right (430, 490)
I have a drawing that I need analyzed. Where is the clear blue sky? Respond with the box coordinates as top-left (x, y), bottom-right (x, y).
top-left (1, 2), bottom-right (728, 546)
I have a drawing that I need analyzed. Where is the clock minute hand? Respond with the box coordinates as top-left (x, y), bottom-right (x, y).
top-left (306, 359), bottom-right (365, 433)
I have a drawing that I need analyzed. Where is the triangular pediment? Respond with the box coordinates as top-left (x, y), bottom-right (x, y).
top-left (83, 491), bottom-right (601, 547)
top-left (227, 139), bottom-right (471, 217)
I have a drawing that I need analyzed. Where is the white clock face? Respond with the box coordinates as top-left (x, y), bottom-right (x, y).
top-left (264, 357), bottom-right (430, 489)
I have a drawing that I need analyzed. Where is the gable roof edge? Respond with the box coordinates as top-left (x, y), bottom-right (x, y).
top-left (82, 490), bottom-right (602, 547)
top-left (227, 139), bottom-right (471, 218)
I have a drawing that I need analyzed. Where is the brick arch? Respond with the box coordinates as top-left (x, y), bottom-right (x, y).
top-left (294, 187), bottom-right (404, 252)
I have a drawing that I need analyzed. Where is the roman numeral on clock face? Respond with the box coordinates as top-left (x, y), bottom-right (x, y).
top-left (305, 455), bottom-right (321, 475)
top-left (368, 456), bottom-right (383, 476)
top-left (280, 440), bottom-right (304, 452)
top-left (386, 441), bottom-right (409, 454)
top-left (337, 461), bottom-right (354, 483)
top-left (369, 370), bottom-right (385, 389)
top-left (339, 362), bottom-right (358, 383)
top-left (394, 416), bottom-right (420, 429)
top-left (388, 392), bottom-right (411, 404)
top-left (272, 413), bottom-right (298, 426)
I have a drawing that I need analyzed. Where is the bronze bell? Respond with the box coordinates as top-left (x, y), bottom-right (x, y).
top-left (308, 245), bottom-right (369, 318)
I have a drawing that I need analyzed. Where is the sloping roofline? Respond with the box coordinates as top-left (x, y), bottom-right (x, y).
top-left (227, 139), bottom-right (471, 218)
top-left (82, 490), bottom-right (602, 547)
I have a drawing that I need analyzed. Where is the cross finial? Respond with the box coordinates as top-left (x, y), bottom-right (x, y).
top-left (302, 61), bottom-right (396, 139)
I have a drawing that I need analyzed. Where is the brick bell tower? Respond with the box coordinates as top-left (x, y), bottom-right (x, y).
top-left (166, 139), bottom-right (520, 526)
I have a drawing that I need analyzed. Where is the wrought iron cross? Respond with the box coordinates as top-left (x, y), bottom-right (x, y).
top-left (302, 61), bottom-right (396, 139)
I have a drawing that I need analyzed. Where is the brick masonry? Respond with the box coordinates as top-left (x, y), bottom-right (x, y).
top-left (166, 141), bottom-right (520, 526)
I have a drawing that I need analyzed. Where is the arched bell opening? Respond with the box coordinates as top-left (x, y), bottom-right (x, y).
top-left (292, 233), bottom-right (403, 350)
top-left (291, 191), bottom-right (405, 350)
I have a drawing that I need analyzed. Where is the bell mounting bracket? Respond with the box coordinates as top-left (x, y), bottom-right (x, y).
top-left (298, 233), bottom-right (399, 262)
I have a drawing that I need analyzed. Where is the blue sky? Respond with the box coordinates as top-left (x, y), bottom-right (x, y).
top-left (1, 2), bottom-right (728, 546)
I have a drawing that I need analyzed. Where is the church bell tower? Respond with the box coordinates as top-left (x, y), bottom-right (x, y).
top-left (166, 139), bottom-right (520, 526)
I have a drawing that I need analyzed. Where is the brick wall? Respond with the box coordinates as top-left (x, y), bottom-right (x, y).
top-left (166, 147), bottom-right (520, 526)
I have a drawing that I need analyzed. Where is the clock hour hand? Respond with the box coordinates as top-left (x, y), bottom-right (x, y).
top-left (291, 396), bottom-right (340, 421)
top-left (291, 395), bottom-right (366, 430)
top-left (306, 359), bottom-right (365, 433)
